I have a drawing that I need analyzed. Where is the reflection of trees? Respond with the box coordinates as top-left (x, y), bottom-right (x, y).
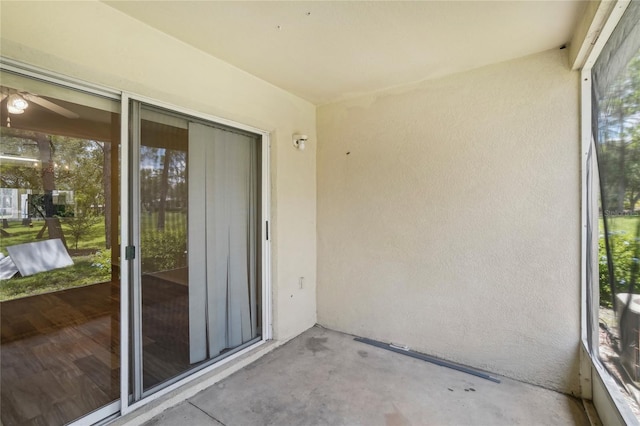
top-left (36, 134), bottom-right (55, 217)
top-left (599, 53), bottom-right (640, 213)
top-left (0, 129), bottom-right (109, 247)
top-left (1, 126), bottom-right (189, 242)
top-left (157, 149), bottom-right (172, 231)
top-left (0, 135), bottom-right (40, 189)
top-left (140, 146), bottom-right (187, 231)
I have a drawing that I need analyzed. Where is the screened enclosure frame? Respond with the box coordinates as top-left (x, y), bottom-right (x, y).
top-left (580, 0), bottom-right (640, 424)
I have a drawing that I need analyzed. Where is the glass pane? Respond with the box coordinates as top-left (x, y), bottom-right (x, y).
top-left (138, 106), bottom-right (262, 393)
top-left (0, 72), bottom-right (121, 424)
top-left (139, 108), bottom-right (190, 390)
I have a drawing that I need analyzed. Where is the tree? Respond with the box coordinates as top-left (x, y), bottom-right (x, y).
top-left (157, 149), bottom-right (172, 231)
top-left (0, 134), bottom-right (41, 189)
top-left (0, 128), bottom-right (65, 242)
top-left (597, 49), bottom-right (640, 312)
top-left (65, 213), bottom-right (98, 250)
top-left (0, 129), bottom-right (109, 249)
top-left (101, 141), bottom-right (112, 249)
top-left (139, 146), bottom-right (187, 231)
top-left (35, 134), bottom-right (56, 217)
top-left (625, 128), bottom-right (640, 212)
top-left (598, 53), bottom-right (640, 214)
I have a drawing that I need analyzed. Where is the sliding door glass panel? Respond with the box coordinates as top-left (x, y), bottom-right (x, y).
top-left (138, 107), bottom-right (190, 390)
top-left (136, 105), bottom-right (261, 394)
top-left (0, 71), bottom-right (121, 425)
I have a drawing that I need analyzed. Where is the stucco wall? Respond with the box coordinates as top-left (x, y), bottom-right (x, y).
top-left (0, 0), bottom-right (317, 342)
top-left (317, 49), bottom-right (581, 393)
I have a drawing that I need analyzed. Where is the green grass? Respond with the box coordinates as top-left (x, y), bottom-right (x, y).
top-left (603, 215), bottom-right (640, 237)
top-left (139, 211), bottom-right (187, 234)
top-left (0, 212), bottom-right (186, 301)
top-left (0, 219), bottom-right (108, 255)
top-left (0, 218), bottom-right (111, 301)
top-left (0, 255), bottom-right (111, 301)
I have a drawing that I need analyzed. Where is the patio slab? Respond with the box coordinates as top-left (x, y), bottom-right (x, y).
top-left (144, 326), bottom-right (591, 426)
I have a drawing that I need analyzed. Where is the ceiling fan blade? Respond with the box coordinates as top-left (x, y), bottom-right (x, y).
top-left (23, 94), bottom-right (80, 119)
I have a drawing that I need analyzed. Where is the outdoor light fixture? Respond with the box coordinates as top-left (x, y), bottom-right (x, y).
top-left (7, 94), bottom-right (29, 114)
top-left (293, 134), bottom-right (308, 151)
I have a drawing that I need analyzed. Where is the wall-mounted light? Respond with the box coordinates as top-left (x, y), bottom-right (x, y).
top-left (293, 134), bottom-right (308, 151)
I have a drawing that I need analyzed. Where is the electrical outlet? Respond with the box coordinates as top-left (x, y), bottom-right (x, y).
top-left (299, 276), bottom-right (304, 289)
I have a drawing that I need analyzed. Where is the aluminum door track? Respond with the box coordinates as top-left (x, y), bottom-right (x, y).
top-left (354, 337), bottom-right (501, 383)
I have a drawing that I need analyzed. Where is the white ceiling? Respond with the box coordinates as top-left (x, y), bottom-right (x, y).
top-left (104, 1), bottom-right (587, 105)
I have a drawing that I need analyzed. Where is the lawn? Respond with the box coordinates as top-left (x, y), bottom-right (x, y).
top-left (599, 215), bottom-right (640, 308)
top-left (0, 255), bottom-right (112, 300)
top-left (0, 218), bottom-right (108, 255)
top-left (0, 212), bottom-right (187, 301)
top-left (0, 218), bottom-right (112, 301)
top-left (602, 215), bottom-right (640, 237)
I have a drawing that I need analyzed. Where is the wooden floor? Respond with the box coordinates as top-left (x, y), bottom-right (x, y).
top-left (1, 282), bottom-right (120, 426)
top-left (1, 277), bottom-right (192, 426)
top-left (141, 275), bottom-right (190, 390)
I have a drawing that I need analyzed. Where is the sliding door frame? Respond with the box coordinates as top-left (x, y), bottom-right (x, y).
top-left (120, 92), bottom-right (272, 415)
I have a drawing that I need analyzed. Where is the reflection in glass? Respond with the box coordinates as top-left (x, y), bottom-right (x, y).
top-left (139, 113), bottom-right (190, 389)
top-left (0, 72), bottom-right (120, 424)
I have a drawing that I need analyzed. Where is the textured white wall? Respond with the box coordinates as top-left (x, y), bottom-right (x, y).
top-left (0, 0), bottom-right (317, 342)
top-left (317, 49), bottom-right (581, 394)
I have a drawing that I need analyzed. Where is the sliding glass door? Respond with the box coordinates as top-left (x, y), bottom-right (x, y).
top-left (0, 64), bottom-right (269, 424)
top-left (131, 103), bottom-right (262, 397)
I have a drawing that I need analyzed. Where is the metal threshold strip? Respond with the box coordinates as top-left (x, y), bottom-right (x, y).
top-left (354, 337), bottom-right (501, 383)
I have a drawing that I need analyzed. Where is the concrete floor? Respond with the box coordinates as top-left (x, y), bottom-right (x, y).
top-left (143, 326), bottom-right (590, 426)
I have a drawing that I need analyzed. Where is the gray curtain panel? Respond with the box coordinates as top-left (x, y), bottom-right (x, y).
top-left (188, 122), bottom-right (259, 363)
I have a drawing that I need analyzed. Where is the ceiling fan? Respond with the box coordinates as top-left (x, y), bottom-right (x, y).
top-left (0, 89), bottom-right (80, 119)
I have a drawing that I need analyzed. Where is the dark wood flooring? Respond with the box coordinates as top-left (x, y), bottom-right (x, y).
top-left (1, 282), bottom-right (120, 426)
top-left (141, 274), bottom-right (190, 390)
top-left (1, 277), bottom-right (192, 426)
